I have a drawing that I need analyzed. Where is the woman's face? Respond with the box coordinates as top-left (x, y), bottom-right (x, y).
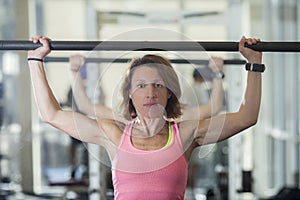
top-left (130, 66), bottom-right (171, 119)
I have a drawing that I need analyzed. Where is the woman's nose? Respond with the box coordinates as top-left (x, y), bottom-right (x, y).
top-left (146, 84), bottom-right (157, 98)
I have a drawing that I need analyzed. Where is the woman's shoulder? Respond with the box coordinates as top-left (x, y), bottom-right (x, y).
top-left (96, 118), bottom-right (128, 144)
top-left (97, 118), bottom-right (128, 131)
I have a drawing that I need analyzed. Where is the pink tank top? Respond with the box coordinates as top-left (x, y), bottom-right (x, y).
top-left (111, 121), bottom-right (188, 200)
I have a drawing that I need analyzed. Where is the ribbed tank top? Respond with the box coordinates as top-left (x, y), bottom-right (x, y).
top-left (111, 121), bottom-right (188, 200)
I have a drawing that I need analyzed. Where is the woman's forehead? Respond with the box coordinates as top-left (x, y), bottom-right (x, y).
top-left (131, 66), bottom-right (163, 80)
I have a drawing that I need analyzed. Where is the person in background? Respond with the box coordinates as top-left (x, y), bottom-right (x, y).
top-left (69, 54), bottom-right (111, 119)
top-left (182, 57), bottom-right (225, 199)
top-left (61, 88), bottom-right (89, 180)
top-left (182, 57), bottom-right (224, 108)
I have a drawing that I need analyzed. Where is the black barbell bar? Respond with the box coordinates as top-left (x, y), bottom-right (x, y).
top-left (44, 56), bottom-right (246, 65)
top-left (1, 40), bottom-right (300, 52)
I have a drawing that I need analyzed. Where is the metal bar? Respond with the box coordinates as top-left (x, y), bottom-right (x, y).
top-left (43, 56), bottom-right (246, 65)
top-left (1, 40), bottom-right (300, 52)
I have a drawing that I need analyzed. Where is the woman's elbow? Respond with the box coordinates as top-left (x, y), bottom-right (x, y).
top-left (238, 106), bottom-right (260, 128)
top-left (242, 114), bottom-right (258, 129)
top-left (40, 113), bottom-right (54, 124)
top-left (39, 110), bottom-right (60, 124)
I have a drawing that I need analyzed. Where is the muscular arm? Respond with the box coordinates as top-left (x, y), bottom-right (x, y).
top-left (195, 70), bottom-right (261, 145)
top-left (181, 36), bottom-right (262, 147)
top-left (28, 37), bottom-right (111, 146)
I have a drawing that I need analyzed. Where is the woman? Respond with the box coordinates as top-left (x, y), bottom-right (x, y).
top-left (28, 36), bottom-right (263, 199)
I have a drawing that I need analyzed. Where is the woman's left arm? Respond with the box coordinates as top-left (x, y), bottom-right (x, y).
top-left (192, 36), bottom-right (263, 145)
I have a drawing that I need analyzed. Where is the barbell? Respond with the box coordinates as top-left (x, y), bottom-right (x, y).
top-left (44, 57), bottom-right (246, 65)
top-left (0, 40), bottom-right (300, 52)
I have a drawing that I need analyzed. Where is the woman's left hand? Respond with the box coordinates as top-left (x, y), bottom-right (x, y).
top-left (239, 36), bottom-right (262, 64)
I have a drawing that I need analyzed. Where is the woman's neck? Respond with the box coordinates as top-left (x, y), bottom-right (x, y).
top-left (133, 116), bottom-right (167, 138)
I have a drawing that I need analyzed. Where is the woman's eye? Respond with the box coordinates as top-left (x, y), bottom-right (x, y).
top-left (154, 83), bottom-right (163, 88)
top-left (137, 83), bottom-right (145, 88)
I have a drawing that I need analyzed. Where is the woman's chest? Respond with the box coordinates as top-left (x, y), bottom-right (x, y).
top-left (131, 133), bottom-right (168, 151)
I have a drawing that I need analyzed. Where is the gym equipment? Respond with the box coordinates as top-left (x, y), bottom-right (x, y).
top-left (43, 57), bottom-right (247, 65)
top-left (0, 40), bottom-right (299, 52)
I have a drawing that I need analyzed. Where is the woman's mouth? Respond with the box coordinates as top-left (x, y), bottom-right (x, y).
top-left (143, 103), bottom-right (156, 107)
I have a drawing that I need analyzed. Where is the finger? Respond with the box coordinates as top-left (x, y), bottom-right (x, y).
top-left (239, 36), bottom-right (246, 51)
top-left (249, 38), bottom-right (259, 44)
top-left (31, 37), bottom-right (39, 43)
top-left (31, 36), bottom-right (43, 43)
top-left (251, 38), bottom-right (257, 44)
top-left (254, 38), bottom-right (261, 44)
top-left (36, 36), bottom-right (43, 41)
top-left (39, 37), bottom-right (50, 48)
top-left (246, 38), bottom-right (254, 45)
top-left (38, 38), bottom-right (46, 47)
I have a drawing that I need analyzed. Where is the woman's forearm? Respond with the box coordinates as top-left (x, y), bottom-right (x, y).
top-left (238, 71), bottom-right (262, 126)
top-left (29, 61), bottom-right (61, 122)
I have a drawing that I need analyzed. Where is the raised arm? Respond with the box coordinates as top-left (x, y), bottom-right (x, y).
top-left (181, 56), bottom-right (224, 120)
top-left (182, 36), bottom-right (263, 147)
top-left (28, 36), bottom-right (109, 146)
top-left (69, 54), bottom-right (113, 119)
top-left (196, 57), bottom-right (224, 118)
top-left (200, 36), bottom-right (262, 144)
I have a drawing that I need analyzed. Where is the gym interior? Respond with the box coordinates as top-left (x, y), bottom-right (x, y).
top-left (0, 0), bottom-right (300, 199)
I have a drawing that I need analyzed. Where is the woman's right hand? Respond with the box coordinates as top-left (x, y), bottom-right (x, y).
top-left (28, 36), bottom-right (51, 59)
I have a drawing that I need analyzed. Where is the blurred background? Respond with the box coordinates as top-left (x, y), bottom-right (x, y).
top-left (0, 0), bottom-right (299, 199)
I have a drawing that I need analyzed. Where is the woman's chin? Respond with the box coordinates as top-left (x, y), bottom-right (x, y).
top-left (145, 104), bottom-right (165, 119)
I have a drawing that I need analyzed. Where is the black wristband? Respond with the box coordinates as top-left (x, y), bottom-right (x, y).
top-left (28, 57), bottom-right (44, 62)
top-left (211, 71), bottom-right (225, 79)
top-left (245, 63), bottom-right (265, 72)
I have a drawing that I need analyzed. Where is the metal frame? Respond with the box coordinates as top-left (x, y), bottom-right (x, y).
top-left (43, 56), bottom-right (247, 65)
top-left (0, 40), bottom-right (300, 52)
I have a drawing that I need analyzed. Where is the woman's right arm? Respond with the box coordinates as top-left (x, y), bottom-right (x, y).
top-left (28, 37), bottom-right (113, 146)
top-left (69, 54), bottom-right (113, 119)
